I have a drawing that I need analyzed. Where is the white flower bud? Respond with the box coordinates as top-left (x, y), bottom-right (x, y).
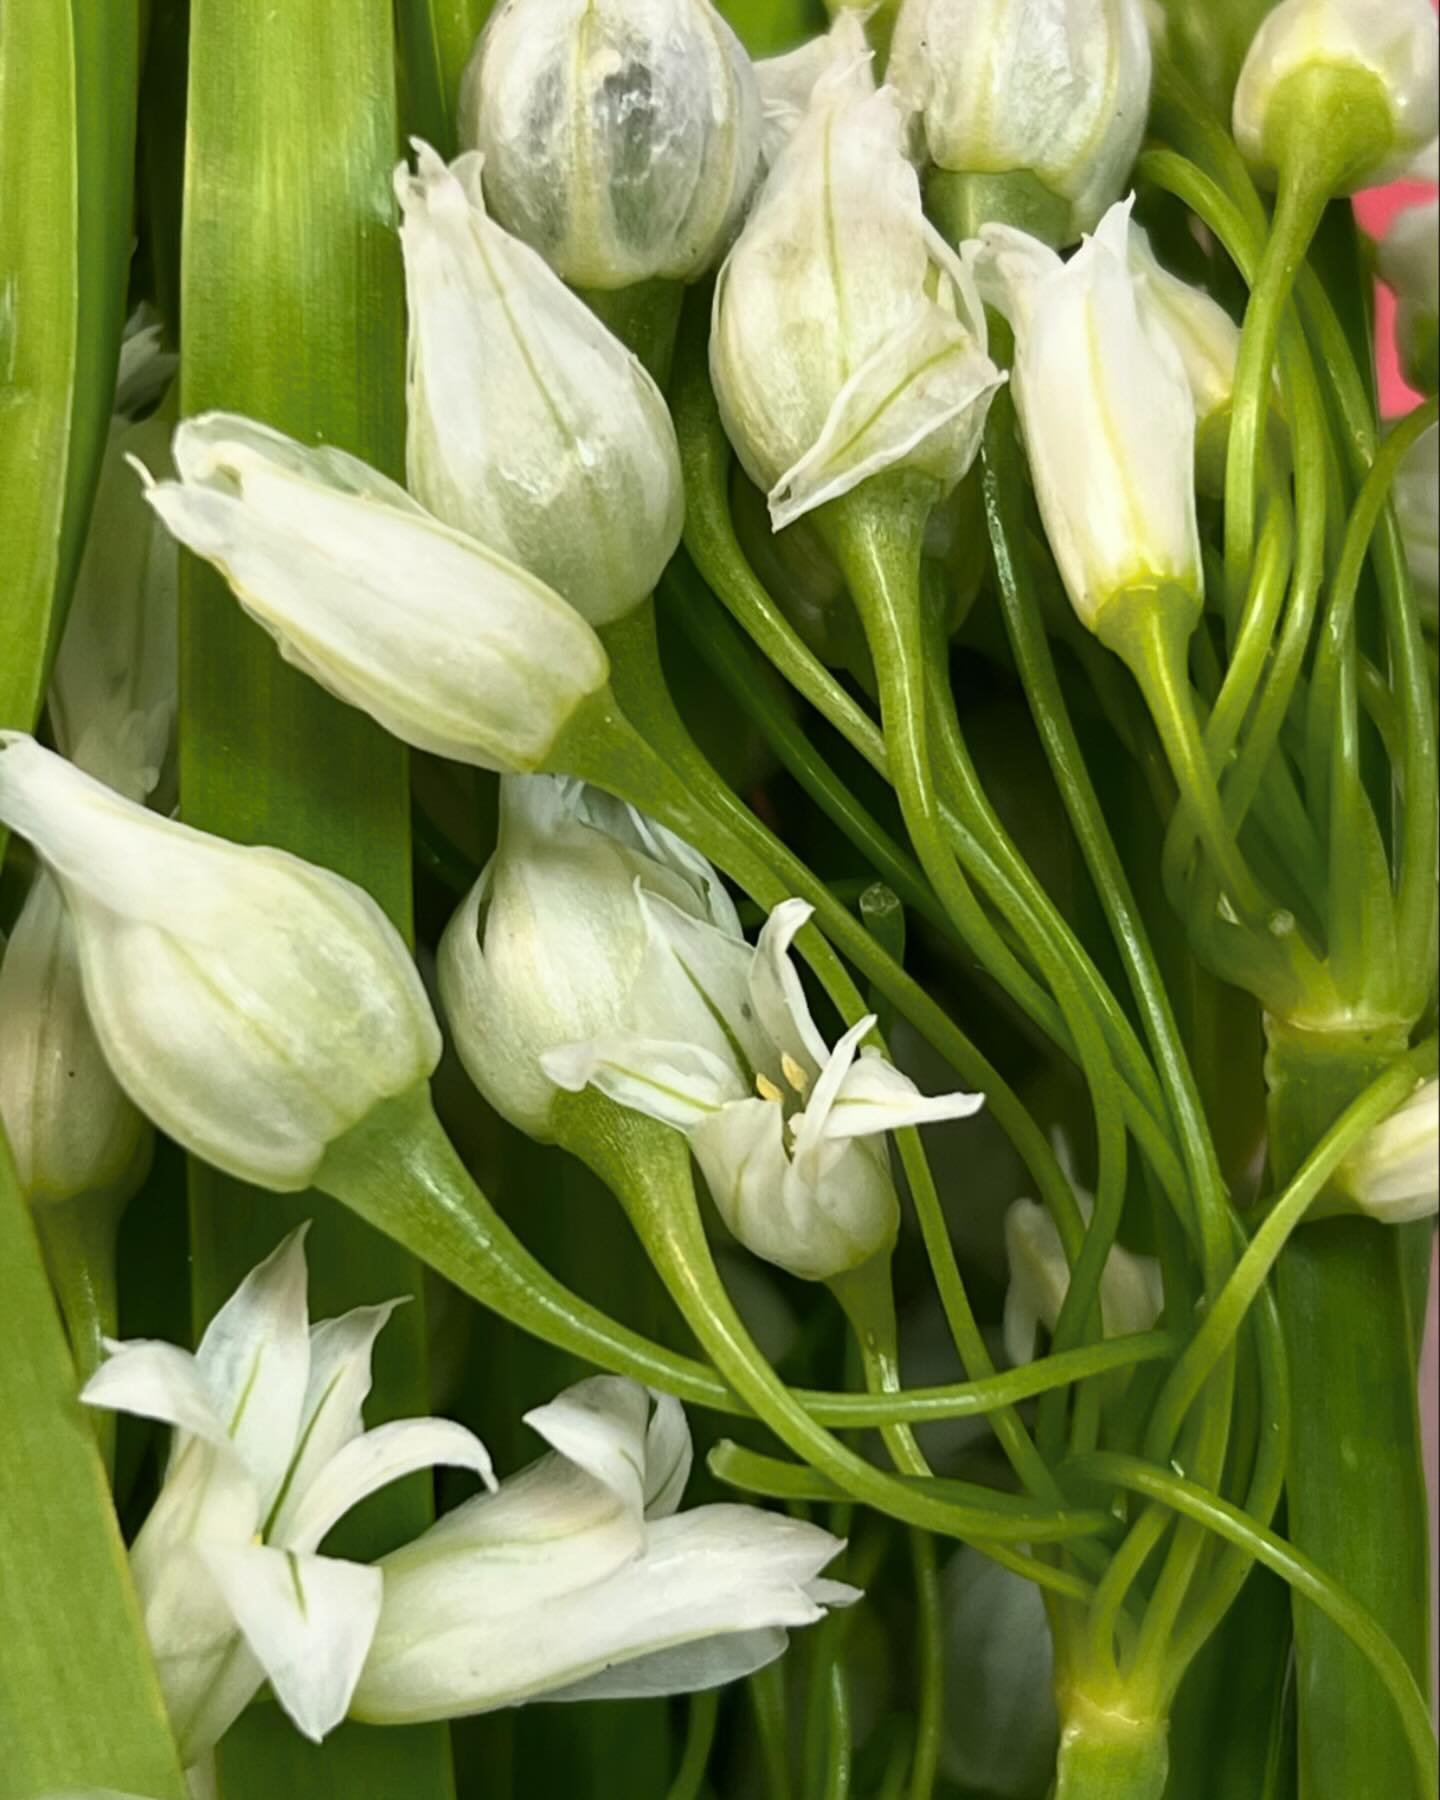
top-left (396, 146), bottom-right (684, 625)
top-left (711, 59), bottom-right (1004, 531)
top-left (438, 775), bottom-right (750, 1142)
top-left (459, 0), bottom-right (763, 290)
top-left (968, 200), bottom-right (1203, 631)
top-left (1233, 0), bottom-right (1440, 190)
top-left (143, 414), bottom-right (610, 775)
top-left (1378, 199), bottom-right (1439, 397)
top-left (0, 736), bottom-right (442, 1193)
top-left (353, 1375), bottom-right (855, 1723)
top-left (1003, 1192), bottom-right (1164, 1366)
top-left (940, 1549), bottom-right (1058, 1797)
top-left (0, 875), bottom-right (148, 1207)
top-left (889, 0), bottom-right (1153, 240)
top-left (1394, 422), bottom-right (1438, 630)
top-left (1336, 1079), bottom-right (1439, 1225)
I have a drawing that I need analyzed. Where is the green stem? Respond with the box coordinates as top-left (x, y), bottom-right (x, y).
top-left (750, 1658), bottom-right (794, 1800)
top-left (1264, 1020), bottom-right (1433, 1800)
top-left (556, 1092), bottom-right (1107, 1557)
top-left (665, 1690), bottom-right (720, 1800)
top-left (1065, 1450), bottom-right (1439, 1800)
top-left (1053, 1697), bottom-right (1169, 1800)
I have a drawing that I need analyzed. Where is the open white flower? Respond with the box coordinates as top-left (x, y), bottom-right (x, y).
top-left (0, 736), bottom-right (440, 1193)
top-left (1378, 198), bottom-right (1439, 397)
top-left (711, 53), bottom-right (1004, 531)
top-left (1233, 0), bottom-right (1440, 190)
top-left (352, 1375), bottom-right (855, 1723)
top-left (1003, 1192), bottom-right (1165, 1367)
top-left (968, 198), bottom-right (1203, 632)
top-left (889, 0), bottom-right (1152, 241)
top-left (397, 145), bottom-right (683, 625)
top-left (142, 413), bottom-right (609, 774)
top-left (1336, 1079), bottom-right (1439, 1225)
top-left (82, 1229), bottom-right (493, 1763)
top-left (439, 774), bottom-right (748, 1143)
top-left (459, 0), bottom-right (762, 290)
top-left (545, 898), bottom-right (984, 1282)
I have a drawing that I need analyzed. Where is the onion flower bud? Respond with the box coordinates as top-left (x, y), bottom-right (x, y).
top-left (142, 413), bottom-right (609, 774)
top-left (353, 1376), bottom-right (856, 1723)
top-left (1335, 1080), bottom-right (1439, 1226)
top-left (1003, 1193), bottom-right (1164, 1366)
top-left (755, 11), bottom-right (871, 166)
top-left (438, 775), bottom-right (749, 1143)
top-left (1378, 198), bottom-right (1439, 397)
top-left (82, 1228), bottom-right (492, 1760)
top-left (1233, 0), bottom-right (1440, 191)
top-left (0, 736), bottom-right (441, 1194)
top-left (396, 145), bottom-right (683, 624)
top-left (458, 0), bottom-right (763, 290)
top-left (711, 55), bottom-right (1004, 532)
top-left (889, 0), bottom-right (1153, 241)
top-left (968, 199), bottom-right (1203, 633)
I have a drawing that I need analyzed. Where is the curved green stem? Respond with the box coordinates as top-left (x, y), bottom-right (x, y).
top-left (665, 1690), bottom-right (720, 1800)
top-left (32, 1191), bottom-right (126, 1474)
top-left (1064, 1451), bottom-right (1439, 1800)
top-left (558, 1092), bottom-right (1104, 1554)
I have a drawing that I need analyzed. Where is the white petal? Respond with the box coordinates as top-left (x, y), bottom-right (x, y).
top-left (523, 1377), bottom-right (651, 1520)
top-left (202, 1544), bottom-right (382, 1744)
top-left (279, 1418), bottom-right (496, 1555)
top-left (195, 1226), bottom-right (312, 1516)
top-left (821, 1049), bottom-right (986, 1143)
top-left (542, 1034), bottom-right (741, 1132)
top-left (631, 887), bottom-right (772, 1082)
top-left (748, 899), bottom-right (829, 1078)
top-left (789, 1014), bottom-right (876, 1167)
top-left (267, 1300), bottom-right (403, 1535)
top-left (768, 309), bottom-right (1004, 531)
top-left (643, 1392), bottom-right (693, 1521)
top-left (353, 1503), bottom-right (851, 1723)
top-left (539, 1627), bottom-right (791, 1703)
top-left (81, 1339), bottom-right (228, 1450)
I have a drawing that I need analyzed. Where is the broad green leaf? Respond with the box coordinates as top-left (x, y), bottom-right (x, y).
top-left (0, 1129), bottom-right (186, 1800)
top-left (179, 2), bottom-right (452, 1794)
top-left (395, 0), bottom-right (495, 156)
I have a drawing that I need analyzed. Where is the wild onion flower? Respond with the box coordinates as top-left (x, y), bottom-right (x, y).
top-left (351, 1376), bottom-right (856, 1722)
top-left (396, 143), bottom-right (683, 624)
top-left (1233, 0), bottom-right (1440, 190)
top-left (459, 0), bottom-right (762, 290)
top-left (0, 736), bottom-right (440, 1193)
top-left (1335, 1080), bottom-right (1439, 1225)
top-left (142, 414), bottom-right (609, 773)
top-left (1002, 1192), bottom-right (1165, 1367)
top-left (1378, 199), bottom-right (1439, 397)
top-left (82, 1228), bottom-right (493, 1761)
top-left (968, 198), bottom-right (1203, 634)
top-left (889, 0), bottom-right (1153, 242)
top-left (710, 51), bottom-right (1003, 532)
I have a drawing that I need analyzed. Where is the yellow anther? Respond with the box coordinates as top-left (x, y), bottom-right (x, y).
top-left (756, 1073), bottom-right (786, 1104)
top-left (781, 1053), bottom-right (810, 1094)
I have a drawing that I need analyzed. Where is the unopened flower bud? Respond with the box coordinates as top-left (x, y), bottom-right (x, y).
top-left (1003, 1193), bottom-right (1164, 1366)
top-left (143, 414), bottom-right (609, 775)
top-left (1336, 1079), bottom-right (1438, 1225)
top-left (711, 57), bottom-right (1003, 531)
top-left (459, 0), bottom-right (763, 290)
top-left (969, 200), bottom-right (1203, 632)
top-left (0, 876), bottom-right (149, 1208)
top-left (1378, 199), bottom-right (1439, 397)
top-left (1233, 0), bottom-right (1440, 191)
top-left (439, 775), bottom-right (749, 1143)
top-left (889, 0), bottom-right (1153, 241)
top-left (397, 146), bottom-right (683, 624)
top-left (756, 12), bottom-right (871, 165)
top-left (0, 737), bottom-right (441, 1193)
